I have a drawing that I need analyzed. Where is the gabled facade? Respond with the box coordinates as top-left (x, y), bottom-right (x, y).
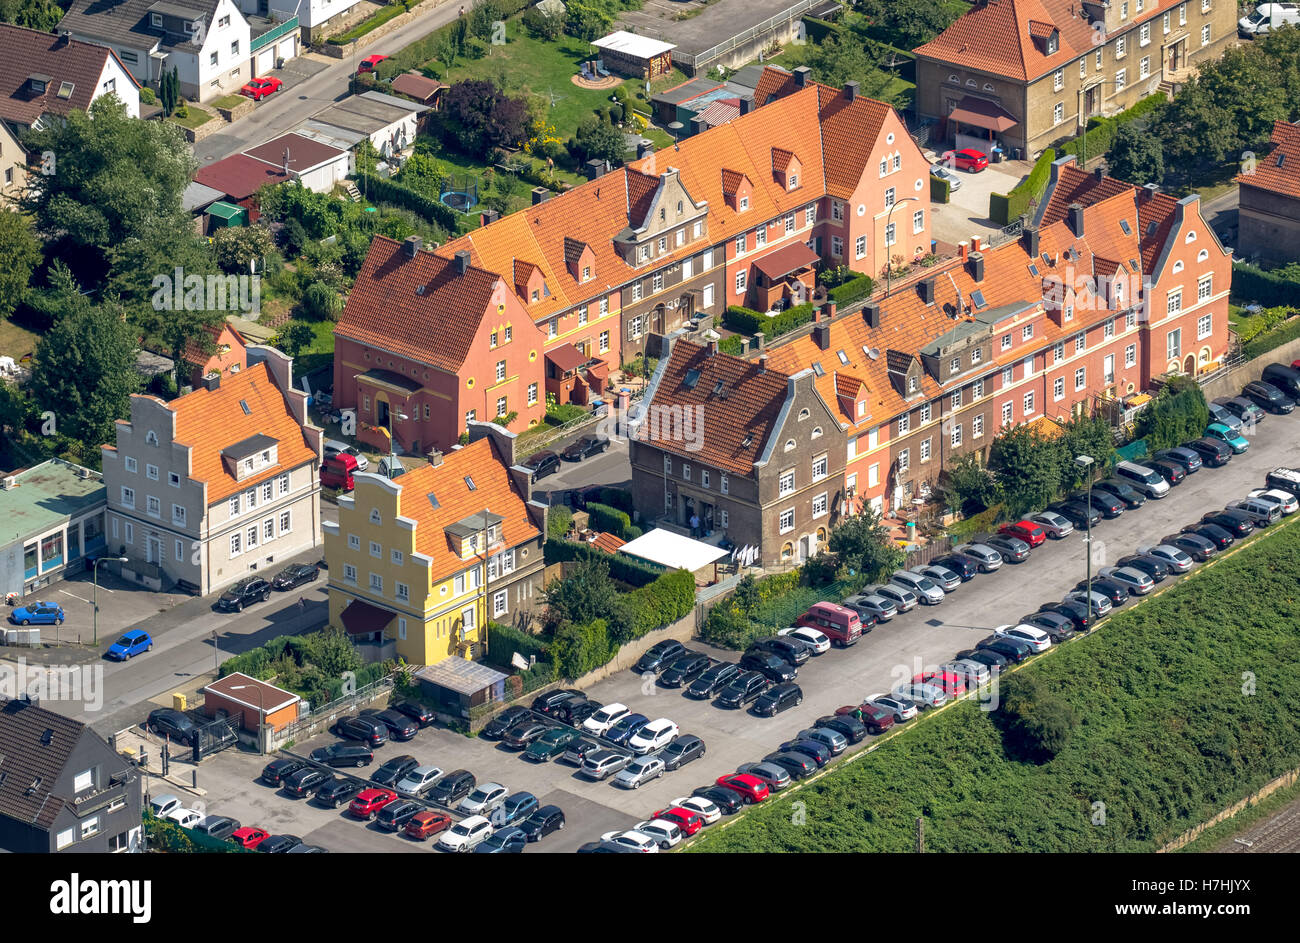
top-left (102, 349), bottom-right (323, 595)
top-left (0, 25), bottom-right (139, 137)
top-left (323, 424), bottom-right (546, 666)
top-left (913, 0), bottom-right (1237, 158)
top-left (1235, 119), bottom-right (1300, 264)
top-left (0, 122), bottom-right (28, 207)
top-left (181, 321), bottom-right (247, 388)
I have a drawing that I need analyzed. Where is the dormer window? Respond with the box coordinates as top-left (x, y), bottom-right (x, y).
top-left (582, 266), bottom-right (590, 280)
top-left (150, 12), bottom-right (162, 26)
top-left (1046, 34), bottom-right (1058, 54)
top-left (739, 195), bottom-right (749, 211)
top-left (27, 75), bottom-right (49, 94)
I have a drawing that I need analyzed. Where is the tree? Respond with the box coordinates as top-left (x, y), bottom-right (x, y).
top-left (804, 33), bottom-right (895, 101)
top-left (574, 117), bottom-right (628, 165)
top-left (211, 225), bottom-right (275, 274)
top-left (523, 5), bottom-right (564, 40)
top-left (826, 507), bottom-right (905, 581)
top-left (299, 282), bottom-right (342, 321)
top-left (441, 80), bottom-right (530, 154)
top-left (543, 557), bottom-right (620, 629)
top-left (275, 320), bottom-right (315, 360)
top-left (1058, 412), bottom-right (1115, 491)
top-left (0, 0), bottom-right (67, 32)
top-left (989, 422), bottom-right (1065, 516)
top-left (937, 452), bottom-right (998, 516)
top-left (1106, 121), bottom-right (1165, 186)
top-left (993, 674), bottom-right (1079, 763)
top-left (853, 0), bottom-right (965, 50)
top-left (565, 0), bottom-right (615, 40)
top-left (1134, 376), bottom-right (1210, 452)
top-left (0, 208), bottom-right (40, 319)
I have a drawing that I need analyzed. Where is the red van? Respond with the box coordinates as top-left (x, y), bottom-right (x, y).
top-left (320, 452), bottom-right (358, 491)
top-left (795, 602), bottom-right (863, 648)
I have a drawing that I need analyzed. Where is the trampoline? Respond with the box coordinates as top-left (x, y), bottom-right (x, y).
top-left (439, 174), bottom-right (479, 213)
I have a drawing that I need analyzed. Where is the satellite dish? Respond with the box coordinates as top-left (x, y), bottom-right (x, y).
top-left (868, 348), bottom-right (880, 360)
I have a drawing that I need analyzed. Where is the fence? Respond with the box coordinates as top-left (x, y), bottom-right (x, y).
top-left (517, 388), bottom-right (645, 463)
top-left (904, 536), bottom-right (954, 568)
top-left (1158, 765), bottom-right (1300, 852)
top-left (985, 218), bottom-right (1024, 248)
top-left (266, 674), bottom-right (396, 751)
top-left (672, 0), bottom-right (818, 72)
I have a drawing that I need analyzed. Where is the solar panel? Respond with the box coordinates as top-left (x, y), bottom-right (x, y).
top-left (970, 290), bottom-right (987, 309)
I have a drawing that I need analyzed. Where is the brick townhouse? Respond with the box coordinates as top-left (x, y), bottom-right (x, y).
top-left (1234, 119), bottom-right (1300, 265)
top-left (913, 0), bottom-right (1237, 159)
top-left (334, 66), bottom-right (932, 455)
top-left (762, 157), bottom-right (1232, 514)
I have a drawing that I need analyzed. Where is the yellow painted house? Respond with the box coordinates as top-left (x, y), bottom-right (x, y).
top-left (323, 426), bottom-right (547, 666)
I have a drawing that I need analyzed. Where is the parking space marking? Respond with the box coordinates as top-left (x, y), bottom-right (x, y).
top-left (59, 589), bottom-right (90, 603)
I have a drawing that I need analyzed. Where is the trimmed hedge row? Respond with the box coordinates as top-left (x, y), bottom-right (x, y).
top-left (486, 620), bottom-right (550, 667)
top-left (1231, 262), bottom-right (1300, 309)
top-left (990, 148), bottom-right (1055, 225)
top-left (1058, 93), bottom-right (1166, 163)
top-left (829, 274), bottom-right (874, 307)
top-left (719, 335), bottom-right (744, 355)
top-left (1243, 314), bottom-right (1300, 361)
top-left (543, 537), bottom-right (663, 586)
top-left (723, 301), bottom-right (816, 338)
top-left (362, 175), bottom-right (459, 230)
top-left (585, 501), bottom-right (642, 541)
top-left (618, 567), bottom-right (696, 641)
top-left (930, 173), bottom-right (951, 204)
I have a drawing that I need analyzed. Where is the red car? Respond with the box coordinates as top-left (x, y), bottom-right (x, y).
top-left (349, 787), bottom-right (398, 820)
top-left (715, 773), bottom-right (770, 805)
top-left (651, 807), bottom-right (705, 836)
top-left (240, 76), bottom-right (282, 101)
top-left (357, 54), bottom-right (388, 74)
top-left (943, 148), bottom-right (989, 172)
top-left (404, 810), bottom-right (453, 840)
top-left (915, 671), bottom-right (967, 698)
top-left (231, 826), bottom-right (269, 849)
top-left (999, 520), bottom-right (1046, 547)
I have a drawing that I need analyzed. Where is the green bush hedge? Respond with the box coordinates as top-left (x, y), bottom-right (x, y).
top-left (552, 617), bottom-right (611, 678)
top-left (990, 148), bottom-right (1055, 225)
top-left (363, 175), bottom-right (459, 230)
top-left (585, 501), bottom-right (639, 540)
top-left (719, 335), bottom-right (744, 355)
top-left (723, 302), bottom-right (816, 338)
top-left (486, 620), bottom-right (551, 667)
top-left (615, 567), bottom-right (696, 641)
top-left (595, 487), bottom-right (634, 513)
top-left (930, 173), bottom-right (950, 204)
top-left (1231, 262), bottom-right (1300, 309)
top-left (829, 274), bottom-right (874, 308)
top-left (1059, 93), bottom-right (1165, 163)
top-left (543, 537), bottom-right (662, 586)
top-left (1243, 314), bottom-right (1300, 361)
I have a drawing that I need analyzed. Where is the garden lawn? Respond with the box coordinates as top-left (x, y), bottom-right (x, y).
top-left (169, 108), bottom-right (213, 130)
top-left (287, 318), bottom-right (336, 376)
top-left (687, 514), bottom-right (1300, 853)
top-left (0, 317), bottom-right (39, 360)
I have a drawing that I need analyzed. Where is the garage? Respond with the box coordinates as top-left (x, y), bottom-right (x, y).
top-left (255, 47), bottom-right (274, 76)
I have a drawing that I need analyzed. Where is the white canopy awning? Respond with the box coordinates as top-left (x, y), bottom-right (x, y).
top-left (618, 528), bottom-right (727, 572)
top-left (592, 30), bottom-right (676, 59)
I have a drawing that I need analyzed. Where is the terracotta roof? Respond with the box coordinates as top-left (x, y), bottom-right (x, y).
top-left (1028, 19), bottom-right (1056, 39)
top-left (626, 168), bottom-right (660, 224)
top-left (182, 322), bottom-right (245, 367)
top-left (337, 235), bottom-right (506, 372)
top-left (588, 531), bottom-right (625, 554)
top-left (394, 437), bottom-right (540, 576)
top-left (771, 147), bottom-right (797, 173)
top-left (642, 339), bottom-right (791, 475)
top-left (695, 99), bottom-right (739, 127)
top-left (546, 343), bottom-right (588, 374)
top-left (1235, 120), bottom-right (1300, 200)
top-left (720, 168), bottom-right (748, 195)
top-left (751, 240), bottom-right (819, 281)
top-left (167, 362), bottom-right (316, 504)
top-left (203, 672), bottom-right (300, 713)
top-left (752, 65), bottom-right (798, 106)
top-left (194, 154), bottom-right (291, 201)
top-left (0, 698), bottom-right (93, 831)
top-left (816, 85), bottom-right (893, 198)
top-left (0, 25), bottom-right (134, 128)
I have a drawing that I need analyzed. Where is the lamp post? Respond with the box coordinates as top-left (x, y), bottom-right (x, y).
top-left (884, 197), bottom-right (920, 297)
top-left (1074, 454), bottom-right (1095, 628)
top-left (229, 682), bottom-right (267, 754)
top-left (92, 556), bottom-right (128, 646)
top-left (387, 408), bottom-right (410, 479)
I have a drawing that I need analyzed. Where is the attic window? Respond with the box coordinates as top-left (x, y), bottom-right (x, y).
top-left (27, 75), bottom-right (48, 94)
top-left (239, 400), bottom-right (251, 415)
top-left (464, 476), bottom-right (476, 491)
top-left (150, 12), bottom-right (162, 26)
top-left (1129, 259), bottom-right (1139, 270)
top-left (712, 380), bottom-right (725, 395)
top-left (427, 492), bottom-right (440, 510)
top-left (812, 361), bottom-right (824, 377)
top-left (1041, 252), bottom-right (1052, 266)
top-left (785, 438), bottom-right (796, 451)
top-left (1119, 219), bottom-right (1132, 235)
top-left (1146, 221), bottom-right (1158, 236)
top-left (57, 82), bottom-right (75, 99)
top-left (683, 368), bottom-right (702, 389)
top-left (40, 729), bottom-right (53, 745)
top-left (1278, 153), bottom-right (1286, 167)
top-left (837, 350), bottom-right (849, 365)
top-left (742, 434), bottom-right (754, 448)
top-left (1046, 34), bottom-right (1058, 54)
top-left (970, 290), bottom-right (988, 309)
top-left (1028, 263), bottom-right (1039, 277)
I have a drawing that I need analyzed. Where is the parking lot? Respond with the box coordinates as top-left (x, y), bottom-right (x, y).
top-left (925, 151), bottom-right (1030, 247)
top-left (186, 405), bottom-right (1300, 852)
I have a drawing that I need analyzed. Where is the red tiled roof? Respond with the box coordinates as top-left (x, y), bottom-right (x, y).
top-left (194, 154), bottom-right (291, 201)
top-left (751, 240), bottom-right (819, 281)
top-left (182, 322), bottom-right (245, 367)
top-left (1235, 120), bottom-right (1300, 200)
top-left (752, 65), bottom-right (798, 106)
top-left (695, 99), bottom-right (739, 127)
top-left (588, 532), bottom-right (625, 554)
top-left (720, 168), bottom-right (748, 195)
top-left (0, 25), bottom-right (135, 128)
top-left (546, 343), bottom-right (588, 374)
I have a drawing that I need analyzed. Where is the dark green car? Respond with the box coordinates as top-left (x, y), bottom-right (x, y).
top-left (524, 726), bottom-right (581, 762)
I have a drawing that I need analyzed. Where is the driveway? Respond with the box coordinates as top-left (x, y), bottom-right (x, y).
top-left (927, 153), bottom-right (1031, 248)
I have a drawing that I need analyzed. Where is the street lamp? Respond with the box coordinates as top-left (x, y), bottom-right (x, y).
top-left (1074, 454), bottom-right (1095, 628)
top-left (387, 408), bottom-right (410, 478)
top-left (884, 197), bottom-right (920, 297)
top-left (92, 556), bottom-right (128, 646)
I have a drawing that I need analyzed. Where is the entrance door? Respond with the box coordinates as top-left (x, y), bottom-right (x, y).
top-left (146, 536), bottom-right (162, 565)
top-left (1085, 85), bottom-right (1099, 117)
top-left (377, 398), bottom-right (389, 426)
top-left (1167, 40), bottom-right (1183, 72)
top-left (1183, 353), bottom-right (1196, 375)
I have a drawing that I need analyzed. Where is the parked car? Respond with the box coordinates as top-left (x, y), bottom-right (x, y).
top-left (474, 826), bottom-right (527, 854)
top-left (314, 778), bottom-right (364, 809)
top-left (983, 533), bottom-right (1031, 562)
top-left (634, 639), bottom-right (687, 675)
top-left (692, 785), bottom-right (745, 815)
top-left (307, 743), bottom-right (373, 771)
top-left (1201, 509), bottom-right (1255, 537)
top-left (389, 699), bottom-right (436, 728)
top-left (955, 543), bottom-right (1003, 572)
top-left (930, 163), bottom-right (963, 191)
top-left (482, 705), bottom-right (532, 740)
top-left (230, 826), bottom-right (269, 849)
top-left (147, 708), bottom-right (197, 743)
top-left (913, 670), bottom-right (968, 699)
top-left (659, 651), bottom-right (714, 686)
top-left (613, 755), bottom-right (666, 789)
top-left (797, 726), bottom-right (849, 755)
top-left (889, 570), bottom-right (946, 603)
top-left (430, 769), bottom-right (476, 806)
top-left (523, 727), bottom-right (581, 762)
top-left (395, 765), bottom-right (444, 797)
top-left (366, 709), bottom-right (418, 741)
top-left (496, 791), bottom-right (538, 827)
top-left (349, 788), bottom-right (398, 820)
top-left (502, 720), bottom-right (555, 750)
top-left (733, 762), bottom-right (793, 792)
top-left (714, 773), bottom-right (770, 804)
top-left (1092, 479), bottom-right (1147, 509)
top-left (1261, 362), bottom-right (1300, 400)
top-left (164, 807), bottom-right (204, 829)
top-left (216, 577), bottom-right (272, 612)
top-left (660, 734), bottom-right (706, 771)
top-left (531, 689), bottom-right (583, 717)
top-left (671, 794), bottom-right (724, 824)
top-left (605, 713), bottom-right (651, 747)
top-left (716, 670), bottom-right (771, 708)
top-left (519, 805), bottom-right (566, 842)
top-left (841, 593), bottom-right (897, 623)
top-left (1247, 488), bottom-right (1299, 515)
top-left (627, 718), bottom-right (679, 755)
top-left (320, 453), bottom-right (358, 490)
top-left (257, 834), bottom-right (302, 854)
top-left (943, 658), bottom-right (994, 684)
top-left (1138, 544), bottom-right (1195, 572)
top-left (998, 520), bottom-right (1047, 547)
top-left (1079, 488), bottom-right (1124, 519)
top-left (106, 629), bottom-right (152, 660)
top-left (377, 799), bottom-right (423, 832)
top-left (1207, 400), bottom-right (1248, 433)
top-left (357, 54), bottom-right (388, 73)
top-left (561, 435), bottom-right (610, 461)
top-left (651, 807), bottom-right (704, 837)
top-left (271, 563), bottom-right (320, 590)
top-left (1161, 531), bottom-right (1218, 561)
top-left (240, 76), bottom-right (283, 100)
top-left (893, 681), bottom-right (947, 709)
top-left (333, 715), bottom-right (388, 748)
top-left (7, 602), bottom-right (64, 626)
top-left (599, 830), bottom-right (660, 853)
top-left (282, 767), bottom-right (332, 798)
top-left (581, 749), bottom-right (632, 781)
top-left (819, 710), bottom-right (875, 740)
top-left (1214, 396), bottom-right (1266, 426)
top-left (872, 583), bottom-right (920, 611)
top-left (1228, 498), bottom-right (1280, 526)
top-left (747, 634), bottom-right (811, 666)
top-left (261, 758), bottom-right (307, 787)
top-left (943, 147), bottom-right (990, 171)
top-left (1073, 576), bottom-right (1131, 607)
top-left (551, 695), bottom-right (602, 727)
top-left (738, 650), bottom-right (797, 683)
top-left (1098, 565), bottom-right (1156, 595)
top-left (1181, 522), bottom-right (1235, 550)
top-left (975, 635), bottom-right (1033, 663)
top-left (1148, 458), bottom-right (1188, 486)
top-left (1154, 446), bottom-right (1203, 475)
top-left (777, 625), bottom-right (832, 654)
top-left (1050, 499), bottom-right (1101, 529)
top-left (561, 737), bottom-right (603, 766)
top-left (685, 662), bottom-right (741, 699)
top-left (520, 450), bottom-right (561, 481)
top-left (1183, 437), bottom-right (1231, 467)
top-left (1061, 589), bottom-right (1113, 617)
top-left (438, 815), bottom-right (493, 852)
top-left (955, 648), bottom-right (1009, 672)
top-left (1027, 511), bottom-right (1074, 539)
top-left (369, 755), bottom-right (420, 789)
top-left (762, 751), bottom-right (819, 779)
top-left (322, 440), bottom-right (369, 471)
top-left (1039, 599), bottom-right (1096, 631)
top-left (194, 815), bottom-right (241, 842)
top-left (914, 563), bottom-right (962, 591)
top-left (405, 810), bottom-right (453, 841)
top-left (1206, 422), bottom-right (1250, 454)
top-left (931, 552), bottom-right (983, 579)
top-left (1114, 460), bottom-right (1171, 498)
top-left (1242, 380), bottom-right (1294, 414)
top-left (867, 693), bottom-right (919, 723)
top-left (458, 782), bottom-right (509, 816)
top-left (751, 682), bottom-right (803, 717)
top-left (794, 600), bottom-right (865, 646)
top-left (1266, 467), bottom-right (1300, 493)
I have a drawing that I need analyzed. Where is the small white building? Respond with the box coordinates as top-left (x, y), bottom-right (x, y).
top-left (297, 91), bottom-right (428, 160)
top-left (243, 131), bottom-right (352, 193)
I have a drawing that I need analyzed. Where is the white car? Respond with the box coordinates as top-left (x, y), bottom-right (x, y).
top-left (873, 583), bottom-right (919, 612)
top-left (438, 815), bottom-right (493, 852)
top-left (956, 543), bottom-right (1004, 572)
top-left (892, 681), bottom-right (948, 709)
top-left (633, 819), bottom-right (683, 849)
top-left (942, 659), bottom-right (991, 686)
top-left (778, 626), bottom-right (831, 654)
top-left (915, 564), bottom-right (961, 591)
top-left (890, 570), bottom-right (944, 605)
top-left (1136, 544), bottom-right (1194, 573)
top-left (582, 703), bottom-right (630, 737)
top-left (1248, 488), bottom-right (1299, 515)
top-left (1029, 511), bottom-right (1074, 538)
top-left (930, 163), bottom-right (962, 191)
top-left (671, 795), bottom-right (722, 825)
top-left (458, 782), bottom-right (508, 815)
top-left (149, 794), bottom-right (181, 818)
top-left (164, 807), bottom-right (203, 829)
top-left (613, 755), bottom-right (665, 789)
top-left (600, 829), bottom-right (659, 853)
top-left (995, 623), bottom-right (1051, 652)
top-left (323, 439), bottom-right (369, 471)
top-left (628, 718), bottom-right (679, 755)
top-left (395, 765), bottom-right (444, 797)
top-left (867, 693), bottom-right (919, 723)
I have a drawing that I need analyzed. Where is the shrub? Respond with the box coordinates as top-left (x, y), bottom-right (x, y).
top-left (299, 281), bottom-right (342, 321)
top-left (828, 274), bottom-right (874, 307)
top-left (596, 487), bottom-right (635, 513)
top-left (486, 620), bottom-right (550, 668)
top-left (548, 506), bottom-right (574, 539)
top-left (723, 302), bottom-right (817, 339)
top-left (545, 402), bottom-right (587, 424)
top-left (1134, 377), bottom-right (1209, 453)
top-left (1243, 314), bottom-right (1300, 360)
top-left (989, 148), bottom-right (1055, 225)
top-left (1231, 262), bottom-right (1300, 309)
top-left (552, 617), bottom-right (611, 678)
top-left (719, 335), bottom-right (743, 355)
top-left (611, 568), bottom-right (696, 643)
top-left (585, 501), bottom-right (637, 540)
top-left (1059, 93), bottom-right (1166, 164)
top-left (543, 537), bottom-right (662, 586)
top-left (930, 173), bottom-right (950, 203)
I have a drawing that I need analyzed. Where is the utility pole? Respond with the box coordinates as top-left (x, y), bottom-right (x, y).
top-left (916, 816), bottom-right (925, 853)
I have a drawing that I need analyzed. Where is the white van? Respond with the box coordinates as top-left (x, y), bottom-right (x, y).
top-left (1114, 461), bottom-right (1171, 498)
top-left (1239, 3), bottom-right (1300, 35)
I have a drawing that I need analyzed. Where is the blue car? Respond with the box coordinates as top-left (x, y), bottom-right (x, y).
top-left (8, 602), bottom-right (65, 626)
top-left (107, 629), bottom-right (153, 660)
top-left (495, 791), bottom-right (538, 827)
top-left (605, 713), bottom-right (649, 747)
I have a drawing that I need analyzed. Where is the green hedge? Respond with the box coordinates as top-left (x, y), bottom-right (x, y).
top-left (543, 537), bottom-right (662, 586)
top-left (1243, 314), bottom-right (1300, 361)
top-left (552, 617), bottom-right (611, 678)
top-left (1231, 262), bottom-right (1300, 308)
top-left (719, 335), bottom-right (744, 355)
top-left (585, 501), bottom-right (640, 540)
top-left (723, 301), bottom-right (816, 338)
top-left (615, 567), bottom-right (696, 641)
top-left (327, 0), bottom-right (411, 44)
top-left (363, 175), bottom-right (459, 229)
top-left (930, 173), bottom-right (951, 204)
top-left (801, 15), bottom-right (838, 43)
top-left (1059, 93), bottom-right (1166, 164)
top-left (990, 147), bottom-right (1054, 225)
top-left (486, 620), bottom-right (551, 667)
top-left (594, 487), bottom-right (634, 514)
top-left (829, 274), bottom-right (874, 308)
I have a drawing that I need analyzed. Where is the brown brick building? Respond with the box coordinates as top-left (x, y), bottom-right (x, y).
top-left (1234, 119), bottom-right (1300, 264)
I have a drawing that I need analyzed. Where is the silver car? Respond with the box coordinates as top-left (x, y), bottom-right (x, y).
top-left (890, 570), bottom-right (944, 605)
top-left (915, 564), bottom-right (961, 591)
top-left (458, 782), bottom-right (508, 815)
top-left (613, 755), bottom-right (665, 790)
top-left (581, 749), bottom-right (632, 781)
top-left (1029, 511), bottom-right (1074, 538)
top-left (867, 693), bottom-right (919, 723)
top-left (931, 163), bottom-right (963, 191)
top-left (736, 761), bottom-right (792, 791)
top-left (1137, 544), bottom-right (1195, 573)
top-left (942, 659), bottom-right (991, 686)
top-left (842, 593), bottom-right (897, 622)
top-left (1063, 589), bottom-right (1113, 615)
top-left (956, 543), bottom-right (1003, 572)
top-left (1099, 565), bottom-right (1155, 595)
top-left (1229, 499), bottom-right (1281, 526)
top-left (893, 681), bottom-right (948, 709)
top-left (1247, 488), bottom-right (1299, 515)
top-left (1207, 402), bottom-right (1244, 435)
top-left (873, 583), bottom-right (919, 612)
top-left (796, 727), bottom-right (847, 755)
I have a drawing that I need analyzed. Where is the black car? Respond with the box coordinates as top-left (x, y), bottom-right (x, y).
top-left (333, 715), bottom-right (388, 747)
top-left (1243, 380), bottom-right (1295, 414)
top-left (660, 734), bottom-right (706, 771)
top-left (365, 709), bottom-right (418, 741)
top-left (430, 769), bottom-right (476, 806)
top-left (685, 662), bottom-right (740, 699)
top-left (1020, 611), bottom-right (1077, 643)
top-left (955, 648), bottom-right (1010, 671)
top-left (522, 450), bottom-right (561, 482)
top-left (746, 635), bottom-right (810, 667)
top-left (258, 834), bottom-right (303, 854)
top-left (692, 785), bottom-right (744, 815)
top-left (983, 534), bottom-right (1031, 561)
top-left (814, 714), bottom-right (869, 743)
top-left (561, 435), bottom-right (610, 462)
top-left (778, 738), bottom-right (832, 767)
top-left (519, 804), bottom-right (566, 842)
top-left (502, 720), bottom-right (553, 750)
top-left (930, 552), bottom-right (980, 581)
top-left (474, 826), bottom-right (528, 854)
top-left (1157, 446), bottom-right (1203, 475)
top-left (762, 751), bottom-right (817, 779)
top-left (552, 696), bottom-right (601, 727)
top-left (752, 682), bottom-right (803, 717)
top-left (976, 634), bottom-right (1033, 663)
top-left (389, 700), bottom-right (436, 727)
top-left (370, 755), bottom-right (419, 787)
top-left (531, 689), bottom-right (583, 717)
top-left (482, 705), bottom-right (533, 739)
top-left (376, 799), bottom-right (423, 832)
top-left (1074, 576), bottom-right (1131, 606)
top-left (1183, 521), bottom-right (1235, 549)
top-left (1050, 500), bottom-right (1101, 530)
top-left (1039, 599), bottom-right (1095, 631)
top-left (146, 708), bottom-right (197, 743)
top-left (1215, 395), bottom-right (1266, 425)
top-left (216, 576), bottom-right (272, 612)
top-left (1162, 531), bottom-right (1217, 562)
top-left (1184, 438), bottom-right (1231, 467)
top-left (261, 757), bottom-right (307, 786)
top-left (1077, 489), bottom-right (1124, 519)
top-left (1202, 509), bottom-right (1255, 537)
top-left (309, 742), bottom-right (374, 768)
top-left (1093, 479), bottom-right (1146, 509)
top-left (1266, 467), bottom-right (1300, 493)
top-left (1148, 458), bottom-right (1187, 485)
top-left (314, 777), bottom-right (365, 809)
top-left (738, 650), bottom-right (797, 683)
top-left (659, 652), bottom-right (712, 687)
top-left (194, 816), bottom-right (240, 841)
top-left (271, 563), bottom-right (320, 590)
top-left (1117, 553), bottom-right (1171, 582)
top-left (282, 766), bottom-right (332, 798)
top-left (716, 670), bottom-right (771, 708)
top-left (634, 640), bottom-right (687, 676)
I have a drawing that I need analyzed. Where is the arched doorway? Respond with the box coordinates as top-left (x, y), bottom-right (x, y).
top-left (1183, 353), bottom-right (1196, 375)
top-left (651, 304), bottom-right (666, 334)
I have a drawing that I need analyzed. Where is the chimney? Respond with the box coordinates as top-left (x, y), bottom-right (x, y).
top-left (1067, 202), bottom-right (1084, 237)
top-left (968, 251), bottom-right (985, 283)
top-left (480, 207), bottom-right (500, 225)
top-left (427, 450), bottom-right (443, 468)
top-left (583, 158), bottom-right (605, 180)
top-left (454, 249), bottom-right (471, 275)
top-left (203, 373), bottom-right (221, 392)
top-left (759, 353), bottom-right (769, 373)
top-left (690, 115), bottom-right (708, 136)
top-left (863, 301), bottom-right (881, 329)
top-left (403, 234), bottom-right (422, 258)
top-left (636, 140), bottom-right (653, 160)
top-left (958, 240), bottom-right (969, 261)
top-left (793, 66), bottom-right (811, 88)
top-left (57, 30), bottom-right (71, 46)
top-left (843, 80), bottom-right (859, 102)
top-left (1094, 166), bottom-right (1104, 182)
top-left (970, 235), bottom-right (981, 253)
top-left (1023, 224), bottom-right (1040, 258)
top-left (813, 321), bottom-right (830, 350)
top-left (531, 186), bottom-right (550, 205)
top-left (739, 95), bottom-right (754, 115)
top-left (1142, 182), bottom-right (1159, 201)
top-left (754, 330), bottom-right (766, 351)
top-left (918, 277), bottom-right (936, 304)
top-left (707, 339), bottom-right (718, 356)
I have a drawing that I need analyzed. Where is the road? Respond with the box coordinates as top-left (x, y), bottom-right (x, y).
top-left (1201, 188), bottom-right (1240, 249)
top-left (193, 0), bottom-right (480, 165)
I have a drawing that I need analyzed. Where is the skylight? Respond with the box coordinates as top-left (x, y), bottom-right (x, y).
top-left (712, 380), bottom-right (725, 395)
top-left (1041, 252), bottom-right (1051, 266)
top-left (812, 362), bottom-right (824, 377)
top-left (1146, 220), bottom-right (1158, 236)
top-left (970, 290), bottom-right (988, 309)
top-left (239, 400), bottom-right (251, 415)
top-left (1119, 219), bottom-right (1131, 235)
top-left (464, 476), bottom-right (476, 491)
top-left (57, 82), bottom-right (74, 99)
top-left (1028, 263), bottom-right (1039, 277)
top-left (427, 492), bottom-right (440, 509)
top-left (683, 368), bottom-right (701, 389)
top-left (837, 349), bottom-right (849, 365)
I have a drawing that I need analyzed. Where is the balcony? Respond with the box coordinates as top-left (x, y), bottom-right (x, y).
top-left (250, 15), bottom-right (298, 53)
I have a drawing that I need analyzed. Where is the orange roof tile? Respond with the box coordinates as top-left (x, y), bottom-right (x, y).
top-left (169, 362), bottom-right (316, 504)
top-left (1235, 120), bottom-right (1300, 200)
top-left (752, 65), bottom-right (798, 106)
